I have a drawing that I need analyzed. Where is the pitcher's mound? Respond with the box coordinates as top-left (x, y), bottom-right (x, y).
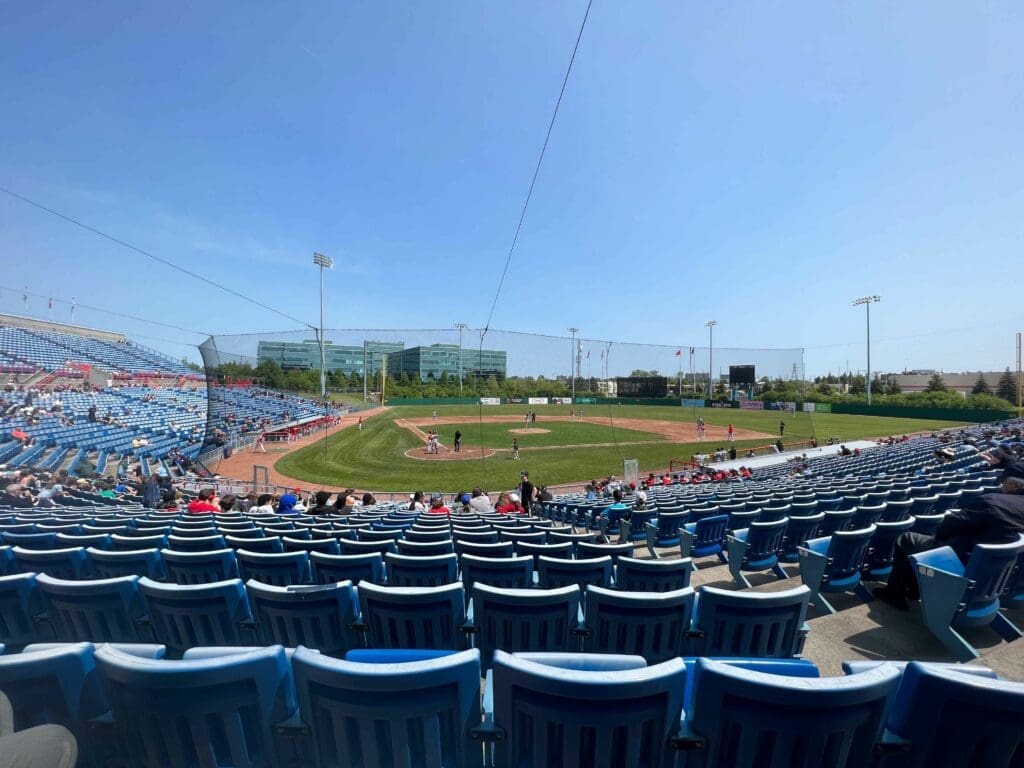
top-left (509, 428), bottom-right (550, 435)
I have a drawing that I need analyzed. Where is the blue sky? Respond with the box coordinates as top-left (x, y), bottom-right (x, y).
top-left (1, 2), bottom-right (1022, 377)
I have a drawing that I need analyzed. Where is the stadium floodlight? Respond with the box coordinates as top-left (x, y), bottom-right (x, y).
top-left (853, 296), bottom-right (881, 404)
top-left (569, 327), bottom-right (579, 402)
top-left (313, 253), bottom-right (334, 399)
top-left (455, 322), bottom-right (469, 394)
top-left (705, 320), bottom-right (717, 396)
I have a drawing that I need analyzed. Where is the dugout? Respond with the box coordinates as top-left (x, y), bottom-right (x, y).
top-left (615, 376), bottom-right (668, 398)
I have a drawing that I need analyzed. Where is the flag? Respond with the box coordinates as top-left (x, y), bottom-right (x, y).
top-left (690, 347), bottom-right (695, 355)
top-left (586, 350), bottom-right (590, 359)
top-left (48, 297), bottom-right (52, 310)
top-left (675, 349), bottom-right (681, 356)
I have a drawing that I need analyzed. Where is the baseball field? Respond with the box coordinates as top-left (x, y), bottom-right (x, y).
top-left (269, 403), bottom-right (968, 492)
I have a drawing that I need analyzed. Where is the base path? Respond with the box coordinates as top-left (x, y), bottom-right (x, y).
top-left (208, 406), bottom-right (389, 492)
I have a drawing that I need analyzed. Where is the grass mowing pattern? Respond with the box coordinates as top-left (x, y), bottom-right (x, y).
top-left (404, 420), bottom-right (664, 449)
top-left (276, 404), bottom-right (969, 492)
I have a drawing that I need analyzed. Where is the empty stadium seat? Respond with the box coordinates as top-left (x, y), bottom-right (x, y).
top-left (309, 551), bottom-right (385, 585)
top-left (355, 582), bottom-right (468, 650)
top-left (36, 574), bottom-right (149, 643)
top-left (688, 585), bottom-right (810, 658)
top-left (582, 585), bottom-right (695, 664)
top-left (11, 546), bottom-right (90, 580)
top-left (458, 554), bottom-right (533, 594)
top-left (245, 580), bottom-right (361, 656)
top-left (798, 526), bottom-right (877, 614)
top-left (726, 518), bottom-right (790, 588)
top-left (614, 555), bottom-right (693, 593)
top-left (87, 546), bottom-right (165, 580)
top-left (137, 577), bottom-right (254, 656)
top-left (537, 555), bottom-right (613, 591)
top-left (161, 548), bottom-right (239, 585)
top-left (237, 549), bottom-right (312, 586)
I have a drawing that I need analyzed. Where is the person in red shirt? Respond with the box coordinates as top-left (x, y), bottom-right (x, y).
top-left (495, 492), bottom-right (524, 515)
top-left (427, 495), bottom-right (450, 514)
top-left (186, 488), bottom-right (219, 514)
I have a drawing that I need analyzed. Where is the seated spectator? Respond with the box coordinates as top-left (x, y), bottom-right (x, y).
top-left (469, 487), bottom-right (492, 512)
top-left (292, 491), bottom-right (307, 512)
top-left (186, 488), bottom-right (219, 514)
top-left (308, 491), bottom-right (334, 516)
top-left (408, 491), bottom-right (426, 512)
top-left (495, 492), bottom-right (523, 515)
top-left (159, 489), bottom-right (181, 510)
top-left (603, 489), bottom-right (629, 519)
top-left (538, 485), bottom-right (553, 502)
top-left (428, 494), bottom-right (450, 514)
top-left (277, 491), bottom-right (298, 515)
top-left (218, 494), bottom-right (237, 513)
top-left (1, 483), bottom-right (33, 508)
top-left (252, 493), bottom-right (276, 515)
top-left (362, 492), bottom-right (377, 507)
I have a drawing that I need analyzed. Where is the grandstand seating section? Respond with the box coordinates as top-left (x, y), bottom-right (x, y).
top-left (1, 378), bottom-right (1023, 764)
top-left (1, 321), bottom-right (334, 473)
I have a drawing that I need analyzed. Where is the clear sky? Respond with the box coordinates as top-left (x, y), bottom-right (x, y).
top-left (1, 2), bottom-right (1021, 377)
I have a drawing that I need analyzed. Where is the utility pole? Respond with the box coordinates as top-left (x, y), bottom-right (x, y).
top-left (362, 342), bottom-right (368, 403)
top-left (1017, 331), bottom-right (1022, 419)
top-left (705, 320), bottom-right (717, 397)
top-left (569, 327), bottom-right (579, 402)
top-left (853, 296), bottom-right (881, 405)
top-left (313, 253), bottom-right (333, 399)
top-left (455, 322), bottom-right (468, 395)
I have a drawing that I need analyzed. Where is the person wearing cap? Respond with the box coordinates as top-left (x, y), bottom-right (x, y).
top-left (428, 494), bottom-right (450, 514)
top-left (186, 488), bottom-right (220, 514)
top-left (2, 483), bottom-right (33, 508)
top-left (874, 460), bottom-right (1024, 610)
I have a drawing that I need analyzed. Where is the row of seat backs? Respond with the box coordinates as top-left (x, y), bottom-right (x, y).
top-left (0, 571), bottom-right (810, 663)
top-left (3, 641), bottom-right (1022, 768)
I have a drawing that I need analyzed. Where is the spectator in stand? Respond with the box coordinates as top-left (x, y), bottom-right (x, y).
top-left (428, 495), bottom-right (450, 514)
top-left (496, 492), bottom-right (523, 515)
top-left (469, 488), bottom-right (492, 512)
top-left (603, 489), bottom-right (629, 522)
top-left (277, 490), bottom-right (298, 515)
top-left (159, 489), bottom-right (180, 511)
top-left (186, 488), bottom-right (219, 514)
top-left (361, 492), bottom-right (377, 507)
top-left (252, 494), bottom-right (276, 515)
top-left (538, 485), bottom-right (553, 503)
top-left (218, 494), bottom-right (238, 513)
top-left (2, 483), bottom-right (33, 508)
top-left (584, 484), bottom-right (597, 501)
top-left (309, 491), bottom-right (334, 516)
top-left (633, 484), bottom-right (647, 509)
top-left (518, 472), bottom-right (535, 513)
top-left (35, 482), bottom-right (64, 508)
top-left (292, 491), bottom-right (307, 512)
top-left (408, 491), bottom-right (426, 513)
top-left (143, 474), bottom-right (162, 509)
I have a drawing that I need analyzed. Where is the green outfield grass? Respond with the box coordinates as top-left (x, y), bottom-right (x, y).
top-left (274, 403), bottom-right (970, 492)
top-left (413, 419), bottom-right (664, 449)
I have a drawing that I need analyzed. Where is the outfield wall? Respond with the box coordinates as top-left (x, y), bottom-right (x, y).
top-left (384, 396), bottom-right (1012, 423)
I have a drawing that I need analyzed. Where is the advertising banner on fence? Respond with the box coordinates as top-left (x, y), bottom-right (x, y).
top-left (574, 397), bottom-right (597, 404)
top-left (680, 398), bottom-right (705, 408)
top-left (803, 402), bottom-right (815, 412)
top-left (480, 397), bottom-right (501, 406)
top-left (506, 397), bottom-right (525, 404)
top-left (527, 397), bottom-right (549, 405)
top-left (815, 402), bottom-right (831, 413)
top-left (550, 397), bottom-right (573, 405)
top-left (711, 402), bottom-right (733, 408)
top-left (740, 400), bottom-right (764, 410)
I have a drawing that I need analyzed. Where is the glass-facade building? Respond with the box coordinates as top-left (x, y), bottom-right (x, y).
top-left (386, 344), bottom-right (506, 380)
top-left (257, 340), bottom-right (404, 376)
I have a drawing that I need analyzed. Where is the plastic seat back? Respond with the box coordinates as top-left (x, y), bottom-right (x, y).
top-left (455, 541), bottom-right (514, 559)
top-left (826, 526), bottom-right (877, 582)
top-left (862, 518), bottom-right (915, 579)
top-left (850, 504), bottom-right (886, 530)
top-left (357, 582), bottom-right (467, 650)
top-left (161, 548), bottom-right (239, 585)
top-left (310, 552), bottom-right (385, 585)
top-left (0, 572), bottom-right (47, 647)
top-left (649, 511), bottom-right (687, 546)
top-left (166, 534), bottom-right (227, 552)
top-left (87, 547), bottom-right (165, 580)
top-left (582, 585), bottom-right (695, 664)
top-left (685, 514), bottom-right (729, 557)
top-left (137, 577), bottom-right (253, 656)
top-left (962, 537), bottom-right (1024, 620)
top-left (780, 512), bottom-right (824, 562)
top-left (95, 644), bottom-right (295, 767)
top-left (385, 553), bottom-right (459, 587)
top-left (819, 509), bottom-right (855, 536)
top-left (237, 549), bottom-right (311, 586)
top-left (690, 585), bottom-right (811, 658)
top-left (292, 646), bottom-right (481, 768)
top-left (282, 536), bottom-right (341, 555)
top-left (226, 534), bottom-right (284, 553)
top-left (245, 580), bottom-right (361, 656)
top-left (742, 519), bottom-right (788, 562)
top-left (36, 573), bottom-right (148, 643)
top-left (339, 538), bottom-right (398, 557)
top-left (396, 539), bottom-right (455, 557)
top-left (884, 661), bottom-right (1024, 766)
top-left (683, 658), bottom-right (899, 766)
top-left (459, 554), bottom-right (533, 594)
top-left (614, 556), bottom-right (693, 592)
top-left (12, 546), bottom-right (90, 580)
top-left (110, 533), bottom-right (168, 550)
top-left (1, 531), bottom-right (57, 550)
top-left (491, 650), bottom-right (686, 768)
top-left (537, 556), bottom-right (613, 592)
top-left (470, 583), bottom-right (580, 669)
top-left (576, 541), bottom-right (634, 564)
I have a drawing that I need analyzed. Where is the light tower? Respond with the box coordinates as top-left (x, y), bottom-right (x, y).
top-left (312, 252), bottom-right (334, 399)
top-left (853, 296), bottom-right (881, 404)
top-left (704, 320), bottom-right (717, 396)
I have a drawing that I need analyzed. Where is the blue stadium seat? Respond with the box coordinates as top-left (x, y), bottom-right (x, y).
top-left (403, 528), bottom-right (455, 542)
top-left (879, 661), bottom-right (1024, 766)
top-left (455, 541), bottom-right (514, 559)
top-left (458, 554), bottom-right (533, 595)
top-left (110, 533), bottom-right (168, 550)
top-left (779, 511), bottom-right (824, 563)
top-left (165, 533), bottom-right (227, 552)
top-left (818, 509), bottom-right (855, 536)
top-left (161, 547), bottom-right (239, 585)
top-left (36, 574), bottom-right (149, 643)
top-left (676, 658), bottom-right (900, 765)
top-left (798, 526), bottom-right (877, 614)
top-left (576, 541), bottom-right (634, 564)
top-left (245, 580), bottom-right (361, 656)
top-left (0, 642), bottom-right (110, 735)
top-left (356, 581), bottom-right (468, 650)
top-left (0, 572), bottom-right (48, 649)
top-left (624, 509), bottom-right (657, 541)
top-left (614, 555), bottom-right (693, 592)
top-left (385, 552), bottom-right (459, 587)
top-left (467, 583), bottom-right (582, 669)
top-left (861, 517), bottom-right (915, 581)
top-left (396, 539), bottom-right (456, 557)
top-left (514, 540), bottom-right (573, 563)
top-left (688, 584), bottom-right (811, 658)
top-left (309, 551), bottom-right (385, 585)
top-left (95, 644), bottom-right (296, 767)
top-left (582, 585), bottom-right (695, 664)
top-left (909, 536), bottom-right (1024, 661)
top-left (55, 532), bottom-right (112, 550)
top-left (339, 538), bottom-right (398, 557)
top-left (226, 535), bottom-right (284, 553)
top-left (237, 549), bottom-right (311, 586)
top-left (486, 649), bottom-right (686, 768)
top-left (726, 518), bottom-right (790, 588)
top-left (1, 532), bottom-right (57, 550)
top-left (282, 535), bottom-right (341, 555)
top-left (12, 546), bottom-right (90, 580)
top-left (679, 514), bottom-right (729, 567)
top-left (291, 646), bottom-right (482, 768)
top-left (87, 546), bottom-right (165, 580)
top-left (137, 577), bottom-right (254, 656)
top-left (537, 555), bottom-right (613, 591)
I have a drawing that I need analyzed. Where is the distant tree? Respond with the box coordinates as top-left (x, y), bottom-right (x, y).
top-left (815, 382), bottom-right (834, 396)
top-left (883, 377), bottom-right (902, 395)
top-left (848, 375), bottom-right (866, 396)
top-left (971, 374), bottom-right (991, 395)
top-left (925, 373), bottom-right (947, 392)
top-left (180, 358), bottom-right (204, 372)
top-left (996, 368), bottom-right (1017, 403)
